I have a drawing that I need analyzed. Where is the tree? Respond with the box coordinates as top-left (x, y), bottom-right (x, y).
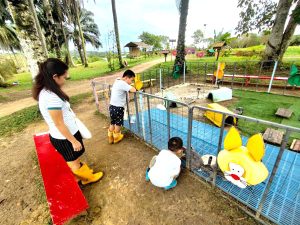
top-left (138, 32), bottom-right (165, 50)
top-left (174, 0), bottom-right (190, 72)
top-left (237, 0), bottom-right (300, 61)
top-left (7, 0), bottom-right (48, 79)
top-left (41, 0), bottom-right (61, 58)
top-left (111, 0), bottom-right (123, 68)
top-left (192, 29), bottom-right (204, 45)
top-left (71, 8), bottom-right (101, 65)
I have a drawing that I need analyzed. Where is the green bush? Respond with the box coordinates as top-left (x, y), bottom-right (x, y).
top-left (0, 59), bottom-right (17, 85)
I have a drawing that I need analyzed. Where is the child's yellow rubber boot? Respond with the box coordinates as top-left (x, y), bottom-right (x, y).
top-left (113, 131), bottom-right (124, 144)
top-left (108, 129), bottom-right (114, 144)
top-left (73, 164), bottom-right (103, 185)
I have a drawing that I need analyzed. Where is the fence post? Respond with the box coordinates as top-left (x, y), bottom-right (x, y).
top-left (91, 80), bottom-right (99, 112)
top-left (255, 129), bottom-right (291, 219)
top-left (204, 62), bottom-right (207, 84)
top-left (159, 68), bottom-right (162, 91)
top-left (183, 61), bottom-right (186, 84)
top-left (139, 92), bottom-right (146, 140)
top-left (146, 95), bottom-right (153, 145)
top-left (231, 62), bottom-right (236, 89)
top-left (166, 99), bottom-right (171, 140)
top-left (212, 114), bottom-right (226, 186)
top-left (268, 60), bottom-right (278, 93)
top-left (134, 92), bottom-right (141, 135)
top-left (186, 107), bottom-right (193, 170)
top-left (126, 94), bottom-right (132, 131)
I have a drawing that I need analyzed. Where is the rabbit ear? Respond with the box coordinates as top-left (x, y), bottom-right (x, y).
top-left (224, 127), bottom-right (242, 150)
top-left (247, 133), bottom-right (265, 162)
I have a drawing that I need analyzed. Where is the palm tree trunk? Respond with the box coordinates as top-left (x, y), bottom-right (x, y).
top-left (111, 0), bottom-right (124, 69)
top-left (7, 0), bottom-right (47, 79)
top-left (61, 22), bottom-right (75, 67)
top-left (77, 45), bottom-right (84, 65)
top-left (174, 0), bottom-right (189, 73)
top-left (42, 0), bottom-right (61, 59)
top-left (263, 0), bottom-right (293, 61)
top-left (74, 0), bottom-right (88, 67)
top-left (28, 0), bottom-right (48, 57)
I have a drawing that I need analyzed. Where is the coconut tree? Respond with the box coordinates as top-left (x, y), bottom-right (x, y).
top-left (111, 0), bottom-right (123, 68)
top-left (7, 0), bottom-right (48, 79)
top-left (174, 0), bottom-right (190, 72)
top-left (41, 0), bottom-right (61, 58)
top-left (71, 9), bottom-right (101, 64)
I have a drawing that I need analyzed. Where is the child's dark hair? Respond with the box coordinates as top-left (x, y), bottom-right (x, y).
top-left (168, 137), bottom-right (183, 152)
top-left (122, 69), bottom-right (135, 78)
top-left (32, 58), bottom-right (69, 101)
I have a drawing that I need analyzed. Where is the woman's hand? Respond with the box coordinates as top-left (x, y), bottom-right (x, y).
top-left (72, 140), bottom-right (82, 151)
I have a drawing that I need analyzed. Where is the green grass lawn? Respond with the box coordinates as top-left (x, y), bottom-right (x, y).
top-left (0, 56), bottom-right (160, 94)
top-left (230, 90), bottom-right (300, 144)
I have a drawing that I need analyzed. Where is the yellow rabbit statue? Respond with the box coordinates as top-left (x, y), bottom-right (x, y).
top-left (217, 127), bottom-right (269, 188)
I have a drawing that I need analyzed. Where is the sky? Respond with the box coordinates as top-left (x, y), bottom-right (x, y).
top-left (74, 0), bottom-right (300, 52)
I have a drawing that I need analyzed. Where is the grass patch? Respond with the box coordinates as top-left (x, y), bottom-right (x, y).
top-left (0, 92), bottom-right (92, 137)
top-left (230, 90), bottom-right (300, 143)
top-left (0, 56), bottom-right (160, 94)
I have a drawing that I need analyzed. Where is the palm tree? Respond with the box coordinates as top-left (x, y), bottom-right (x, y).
top-left (174, 0), bottom-right (189, 73)
top-left (7, 0), bottom-right (47, 79)
top-left (71, 9), bottom-right (101, 65)
top-left (111, 0), bottom-right (123, 68)
top-left (53, 0), bottom-right (75, 66)
top-left (41, 0), bottom-right (61, 58)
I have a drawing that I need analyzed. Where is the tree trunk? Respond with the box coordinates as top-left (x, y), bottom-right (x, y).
top-left (111, 0), bottom-right (124, 69)
top-left (61, 22), bottom-right (75, 67)
top-left (28, 0), bottom-right (48, 57)
top-left (278, 0), bottom-right (300, 62)
top-left (7, 0), bottom-right (47, 79)
top-left (75, 0), bottom-right (88, 67)
top-left (42, 0), bottom-right (61, 59)
top-left (174, 0), bottom-right (189, 72)
top-left (263, 0), bottom-right (293, 61)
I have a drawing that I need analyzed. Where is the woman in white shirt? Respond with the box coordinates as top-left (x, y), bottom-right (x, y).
top-left (32, 58), bottom-right (103, 185)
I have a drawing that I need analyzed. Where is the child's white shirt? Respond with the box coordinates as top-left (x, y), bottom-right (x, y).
top-left (148, 150), bottom-right (181, 187)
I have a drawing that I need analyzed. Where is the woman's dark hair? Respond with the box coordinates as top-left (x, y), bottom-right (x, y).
top-left (122, 69), bottom-right (135, 78)
top-left (168, 137), bottom-right (183, 152)
top-left (32, 58), bottom-right (69, 101)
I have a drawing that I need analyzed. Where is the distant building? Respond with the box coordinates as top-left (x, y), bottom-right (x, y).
top-left (124, 42), bottom-right (151, 57)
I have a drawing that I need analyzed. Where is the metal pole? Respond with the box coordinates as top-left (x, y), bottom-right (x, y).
top-left (126, 94), bottom-right (132, 131)
top-left (134, 92), bottom-right (141, 135)
top-left (159, 68), bottom-right (162, 92)
top-left (268, 60), bottom-right (278, 93)
top-left (186, 107), bottom-right (193, 170)
top-left (255, 129), bottom-right (291, 218)
top-left (231, 62), bottom-right (236, 89)
top-left (167, 100), bottom-right (171, 140)
top-left (212, 114), bottom-right (226, 186)
top-left (147, 95), bottom-right (153, 145)
top-left (183, 61), bottom-right (186, 84)
top-left (215, 62), bottom-right (220, 86)
top-left (139, 93), bottom-right (146, 140)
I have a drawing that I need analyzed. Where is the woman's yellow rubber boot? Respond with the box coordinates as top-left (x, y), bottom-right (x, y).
top-left (108, 130), bottom-right (114, 144)
top-left (73, 164), bottom-right (103, 185)
top-left (113, 131), bottom-right (124, 144)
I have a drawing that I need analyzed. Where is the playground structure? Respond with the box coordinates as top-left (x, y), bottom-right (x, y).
top-left (91, 60), bottom-right (300, 225)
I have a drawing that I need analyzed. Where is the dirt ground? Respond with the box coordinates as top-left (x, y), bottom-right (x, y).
top-left (0, 96), bottom-right (259, 225)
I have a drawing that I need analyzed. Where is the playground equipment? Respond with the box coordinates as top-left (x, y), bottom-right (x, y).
top-left (288, 64), bottom-right (300, 86)
top-left (204, 103), bottom-right (237, 127)
top-left (207, 87), bottom-right (232, 102)
top-left (134, 74), bottom-right (143, 91)
top-left (217, 127), bottom-right (269, 188)
top-left (212, 62), bottom-right (225, 85)
top-left (33, 133), bottom-right (88, 225)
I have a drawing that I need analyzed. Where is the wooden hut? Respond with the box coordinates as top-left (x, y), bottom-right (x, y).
top-left (124, 42), bottom-right (151, 57)
top-left (212, 41), bottom-right (227, 61)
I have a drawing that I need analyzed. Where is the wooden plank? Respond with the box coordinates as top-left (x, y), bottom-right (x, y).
top-left (275, 108), bottom-right (293, 118)
top-left (263, 128), bottom-right (284, 145)
top-left (291, 139), bottom-right (300, 152)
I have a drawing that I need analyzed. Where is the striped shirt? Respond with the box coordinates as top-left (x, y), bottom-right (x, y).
top-left (38, 89), bottom-right (78, 139)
